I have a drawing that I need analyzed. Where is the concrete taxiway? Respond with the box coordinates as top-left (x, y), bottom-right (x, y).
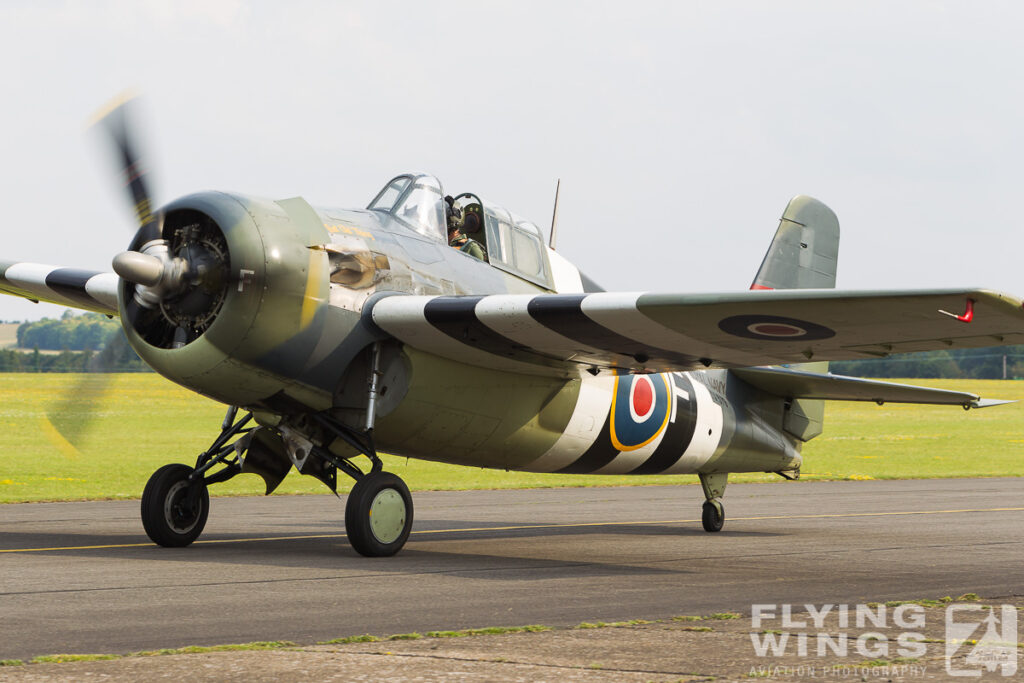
top-left (2, 478), bottom-right (1022, 661)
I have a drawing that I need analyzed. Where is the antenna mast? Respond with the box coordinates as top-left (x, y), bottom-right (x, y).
top-left (548, 179), bottom-right (561, 250)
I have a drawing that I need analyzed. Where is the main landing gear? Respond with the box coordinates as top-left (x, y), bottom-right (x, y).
top-left (303, 409), bottom-right (414, 557)
top-left (141, 464), bottom-right (210, 547)
top-left (139, 405), bottom-right (414, 557)
top-left (140, 344), bottom-right (413, 557)
top-left (140, 406), bottom-right (253, 548)
top-left (345, 471), bottom-right (413, 557)
top-left (698, 472), bottom-right (727, 533)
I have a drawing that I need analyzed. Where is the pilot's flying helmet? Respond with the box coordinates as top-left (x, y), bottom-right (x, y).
top-left (444, 195), bottom-right (463, 230)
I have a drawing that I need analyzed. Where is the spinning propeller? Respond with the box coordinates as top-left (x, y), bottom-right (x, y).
top-left (44, 96), bottom-right (237, 452)
top-left (98, 97), bottom-right (230, 349)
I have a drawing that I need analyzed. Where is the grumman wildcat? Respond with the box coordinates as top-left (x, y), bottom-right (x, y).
top-left (2, 101), bottom-right (1022, 556)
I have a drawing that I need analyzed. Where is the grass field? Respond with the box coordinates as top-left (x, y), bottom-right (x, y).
top-left (0, 373), bottom-right (1021, 503)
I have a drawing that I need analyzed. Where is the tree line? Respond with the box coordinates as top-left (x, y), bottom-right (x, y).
top-left (16, 311), bottom-right (120, 350)
top-left (830, 347), bottom-right (1024, 380)
top-left (1, 311), bottom-right (149, 372)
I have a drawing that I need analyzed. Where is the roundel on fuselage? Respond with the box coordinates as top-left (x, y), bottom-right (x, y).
top-left (610, 374), bottom-right (672, 451)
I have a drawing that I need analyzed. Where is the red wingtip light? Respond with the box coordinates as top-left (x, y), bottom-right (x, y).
top-left (939, 298), bottom-right (975, 323)
top-left (957, 298), bottom-right (975, 323)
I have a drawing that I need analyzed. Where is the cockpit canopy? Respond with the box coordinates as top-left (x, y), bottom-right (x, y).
top-left (368, 174), bottom-right (446, 241)
top-left (368, 173), bottom-right (553, 289)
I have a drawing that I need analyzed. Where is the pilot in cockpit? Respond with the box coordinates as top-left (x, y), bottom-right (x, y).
top-left (445, 196), bottom-right (485, 261)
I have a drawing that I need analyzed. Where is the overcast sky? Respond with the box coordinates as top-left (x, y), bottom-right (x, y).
top-left (1, 1), bottom-right (1022, 321)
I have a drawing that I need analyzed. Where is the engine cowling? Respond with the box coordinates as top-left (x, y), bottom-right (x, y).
top-left (119, 191), bottom-right (341, 410)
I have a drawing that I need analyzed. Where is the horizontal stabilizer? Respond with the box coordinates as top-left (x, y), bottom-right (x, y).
top-left (732, 365), bottom-right (1004, 409)
top-left (972, 398), bottom-right (1015, 409)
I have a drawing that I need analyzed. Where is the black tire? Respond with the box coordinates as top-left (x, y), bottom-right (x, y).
top-left (701, 499), bottom-right (724, 533)
top-left (141, 464), bottom-right (209, 547)
top-left (345, 471), bottom-right (413, 557)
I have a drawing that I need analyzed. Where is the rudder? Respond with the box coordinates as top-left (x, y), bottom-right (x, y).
top-left (751, 196), bottom-right (839, 291)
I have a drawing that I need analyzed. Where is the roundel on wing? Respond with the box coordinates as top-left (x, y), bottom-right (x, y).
top-left (611, 374), bottom-right (672, 451)
top-left (717, 314), bottom-right (836, 341)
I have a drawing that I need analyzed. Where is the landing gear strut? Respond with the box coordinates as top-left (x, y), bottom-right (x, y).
top-left (139, 344), bottom-right (414, 557)
top-left (306, 412), bottom-right (414, 557)
top-left (299, 343), bottom-right (414, 557)
top-left (140, 406), bottom-right (254, 547)
top-left (698, 472), bottom-right (728, 533)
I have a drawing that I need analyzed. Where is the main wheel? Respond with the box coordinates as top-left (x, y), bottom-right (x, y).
top-left (701, 499), bottom-right (724, 533)
top-left (345, 471), bottom-right (413, 557)
top-left (141, 464), bottom-right (210, 547)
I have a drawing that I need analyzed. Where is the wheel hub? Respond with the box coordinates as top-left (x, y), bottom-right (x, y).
top-left (164, 480), bottom-right (202, 534)
top-left (368, 488), bottom-right (406, 544)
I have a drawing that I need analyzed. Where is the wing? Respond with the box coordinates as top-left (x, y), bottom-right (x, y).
top-left (0, 261), bottom-right (120, 317)
top-left (368, 289), bottom-right (1024, 377)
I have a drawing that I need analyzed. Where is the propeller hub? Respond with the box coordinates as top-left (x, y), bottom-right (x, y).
top-left (120, 208), bottom-right (231, 348)
top-left (113, 240), bottom-right (189, 308)
top-left (112, 251), bottom-right (163, 287)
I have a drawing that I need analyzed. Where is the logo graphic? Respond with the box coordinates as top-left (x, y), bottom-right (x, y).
top-left (610, 374), bottom-right (672, 451)
top-left (946, 605), bottom-right (1018, 677)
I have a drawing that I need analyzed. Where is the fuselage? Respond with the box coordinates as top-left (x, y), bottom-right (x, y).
top-left (119, 175), bottom-right (803, 478)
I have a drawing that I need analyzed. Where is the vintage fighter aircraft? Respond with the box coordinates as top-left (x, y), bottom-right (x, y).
top-left (3, 102), bottom-right (1024, 556)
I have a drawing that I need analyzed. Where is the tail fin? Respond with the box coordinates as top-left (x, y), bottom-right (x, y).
top-left (752, 196), bottom-right (840, 442)
top-left (751, 196), bottom-right (839, 291)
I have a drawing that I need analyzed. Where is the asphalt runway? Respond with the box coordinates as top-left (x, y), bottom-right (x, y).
top-left (2, 478), bottom-right (1023, 661)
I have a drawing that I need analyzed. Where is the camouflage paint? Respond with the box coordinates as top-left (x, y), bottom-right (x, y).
top-left (373, 347), bottom-right (801, 476)
top-left (1, 184), bottom-right (1013, 486)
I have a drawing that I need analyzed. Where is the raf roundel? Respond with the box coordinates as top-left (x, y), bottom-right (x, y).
top-left (717, 314), bottom-right (836, 341)
top-left (611, 374), bottom-right (672, 451)
top-left (629, 375), bottom-right (656, 422)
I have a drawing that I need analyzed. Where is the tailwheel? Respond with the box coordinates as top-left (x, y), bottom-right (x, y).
top-left (701, 499), bottom-right (724, 533)
top-left (345, 471), bottom-right (413, 557)
top-left (141, 464), bottom-right (210, 547)
top-left (698, 472), bottom-right (727, 533)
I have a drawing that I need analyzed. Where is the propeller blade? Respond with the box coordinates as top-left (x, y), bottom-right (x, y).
top-left (44, 372), bottom-right (112, 455)
top-left (93, 92), bottom-right (230, 348)
top-left (93, 94), bottom-right (161, 245)
top-left (44, 324), bottom-right (152, 452)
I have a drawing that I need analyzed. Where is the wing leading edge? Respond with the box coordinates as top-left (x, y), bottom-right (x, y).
top-left (0, 261), bottom-right (119, 317)
top-left (368, 289), bottom-right (1024, 377)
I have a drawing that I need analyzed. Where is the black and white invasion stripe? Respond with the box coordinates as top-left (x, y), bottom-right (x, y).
top-left (0, 261), bottom-right (119, 316)
top-left (370, 292), bottom-right (759, 377)
top-left (370, 288), bottom-right (1024, 375)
